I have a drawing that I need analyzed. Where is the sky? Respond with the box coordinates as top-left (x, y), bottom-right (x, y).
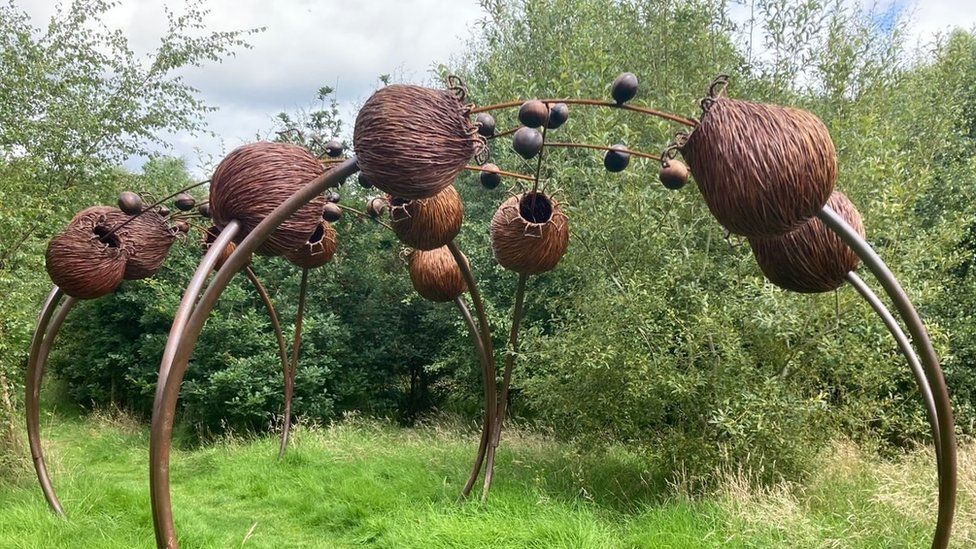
top-left (15, 0), bottom-right (976, 178)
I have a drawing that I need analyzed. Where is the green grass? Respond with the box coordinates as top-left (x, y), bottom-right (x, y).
top-left (0, 409), bottom-right (964, 548)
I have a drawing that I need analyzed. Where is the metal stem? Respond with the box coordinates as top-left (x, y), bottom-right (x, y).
top-left (482, 273), bottom-right (528, 500)
top-left (469, 98), bottom-right (695, 127)
top-left (455, 296), bottom-right (493, 499)
top-left (819, 206), bottom-right (955, 549)
top-left (25, 287), bottom-right (66, 515)
top-left (150, 158), bottom-right (359, 548)
top-left (102, 179), bottom-right (210, 241)
top-left (279, 267), bottom-right (310, 460)
top-left (846, 271), bottom-right (941, 459)
top-left (544, 141), bottom-right (662, 161)
top-left (463, 165), bottom-right (535, 182)
top-left (240, 266), bottom-right (290, 461)
top-left (445, 242), bottom-right (498, 494)
top-left (149, 219), bottom-right (241, 548)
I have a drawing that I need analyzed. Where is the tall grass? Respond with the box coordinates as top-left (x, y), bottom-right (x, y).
top-left (0, 410), bottom-right (967, 547)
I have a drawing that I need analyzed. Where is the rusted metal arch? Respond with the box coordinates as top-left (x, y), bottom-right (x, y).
top-left (150, 158), bottom-right (360, 548)
top-left (846, 271), bottom-right (941, 458)
top-left (278, 266), bottom-right (309, 460)
top-left (24, 231), bottom-right (291, 517)
top-left (820, 206), bottom-right (956, 549)
top-left (25, 287), bottom-right (68, 515)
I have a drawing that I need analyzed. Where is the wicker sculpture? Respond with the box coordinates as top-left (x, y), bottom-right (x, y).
top-left (284, 221), bottom-right (338, 269)
top-left (353, 84), bottom-right (483, 199)
top-left (681, 97), bottom-right (837, 237)
top-left (209, 142), bottom-right (326, 255)
top-left (45, 206), bottom-right (131, 299)
top-left (490, 192), bottom-right (569, 275)
top-left (408, 245), bottom-right (468, 302)
top-left (390, 185), bottom-right (463, 250)
top-left (749, 191), bottom-right (864, 293)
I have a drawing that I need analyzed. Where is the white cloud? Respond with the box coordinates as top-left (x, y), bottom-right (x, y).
top-left (14, 0), bottom-right (976, 178)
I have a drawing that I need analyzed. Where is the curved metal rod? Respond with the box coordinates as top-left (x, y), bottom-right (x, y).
top-left (455, 296), bottom-right (493, 499)
top-left (445, 241), bottom-right (498, 496)
top-left (149, 219), bottom-right (241, 547)
top-left (150, 158), bottom-right (359, 548)
top-left (846, 271), bottom-right (942, 459)
top-left (482, 272), bottom-right (528, 500)
top-left (240, 265), bottom-right (290, 460)
top-left (819, 206), bottom-right (956, 549)
top-left (469, 98), bottom-right (696, 127)
top-left (25, 287), bottom-right (65, 515)
top-left (278, 266), bottom-right (309, 460)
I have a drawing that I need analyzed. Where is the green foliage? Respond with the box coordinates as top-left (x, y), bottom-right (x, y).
top-left (0, 414), bottom-right (954, 547)
top-left (0, 0), bottom-right (257, 464)
top-left (450, 0), bottom-right (976, 487)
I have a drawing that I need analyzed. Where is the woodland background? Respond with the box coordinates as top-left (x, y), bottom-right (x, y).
top-left (1, 0), bottom-right (975, 491)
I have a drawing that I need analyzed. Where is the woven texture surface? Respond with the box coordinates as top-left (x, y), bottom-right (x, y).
top-left (46, 206), bottom-right (129, 299)
top-left (748, 191), bottom-right (864, 293)
top-left (408, 245), bottom-right (467, 302)
top-left (682, 97), bottom-right (836, 237)
top-left (390, 185), bottom-right (463, 250)
top-left (210, 142), bottom-right (326, 256)
top-left (490, 192), bottom-right (569, 275)
top-left (284, 221), bottom-right (337, 269)
top-left (354, 85), bottom-right (482, 200)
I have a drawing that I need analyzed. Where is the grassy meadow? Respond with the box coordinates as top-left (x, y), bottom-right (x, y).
top-left (0, 406), bottom-right (969, 548)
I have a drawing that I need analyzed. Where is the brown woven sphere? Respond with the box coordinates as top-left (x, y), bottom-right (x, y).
top-left (46, 207), bottom-right (129, 299)
top-left (681, 97), bottom-right (837, 237)
top-left (118, 210), bottom-right (175, 280)
top-left (353, 84), bottom-right (482, 200)
top-left (490, 192), bottom-right (570, 275)
top-left (389, 185), bottom-right (463, 250)
top-left (209, 142), bottom-right (326, 256)
top-left (202, 226), bottom-right (246, 271)
top-left (284, 221), bottom-right (337, 269)
top-left (408, 246), bottom-right (468, 302)
top-left (748, 191), bottom-right (864, 293)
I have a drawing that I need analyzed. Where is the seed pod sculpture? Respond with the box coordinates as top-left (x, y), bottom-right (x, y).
top-left (748, 191), bottom-right (864, 293)
top-left (209, 142), bottom-right (326, 256)
top-left (119, 210), bottom-right (176, 280)
top-left (354, 84), bottom-right (483, 199)
top-left (681, 97), bottom-right (837, 237)
top-left (45, 207), bottom-right (130, 299)
top-left (490, 192), bottom-right (569, 275)
top-left (202, 226), bottom-right (243, 271)
top-left (408, 245), bottom-right (468, 302)
top-left (284, 222), bottom-right (338, 269)
top-left (390, 185), bottom-right (463, 250)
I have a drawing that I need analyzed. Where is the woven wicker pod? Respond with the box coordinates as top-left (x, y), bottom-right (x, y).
top-left (46, 207), bottom-right (130, 299)
top-left (748, 191), bottom-right (863, 293)
top-left (389, 185), bottom-right (463, 250)
top-left (209, 142), bottom-right (326, 256)
top-left (408, 246), bottom-right (468, 302)
top-left (117, 210), bottom-right (175, 280)
top-left (490, 192), bottom-right (570, 275)
top-left (284, 221), bottom-right (338, 269)
top-left (202, 226), bottom-right (245, 271)
top-left (353, 85), bottom-right (482, 200)
top-left (681, 97), bottom-right (837, 237)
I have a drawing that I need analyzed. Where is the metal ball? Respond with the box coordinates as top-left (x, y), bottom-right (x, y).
top-left (611, 72), bottom-right (639, 104)
top-left (118, 191), bottom-right (143, 215)
top-left (512, 127), bottom-right (544, 159)
top-left (603, 144), bottom-right (631, 172)
top-left (476, 113), bottom-right (496, 137)
top-left (518, 100), bottom-right (549, 128)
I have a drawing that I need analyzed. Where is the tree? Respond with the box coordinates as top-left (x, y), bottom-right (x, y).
top-left (0, 0), bottom-right (259, 470)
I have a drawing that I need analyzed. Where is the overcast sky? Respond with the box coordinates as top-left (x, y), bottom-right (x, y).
top-left (16, 0), bottom-right (976, 178)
